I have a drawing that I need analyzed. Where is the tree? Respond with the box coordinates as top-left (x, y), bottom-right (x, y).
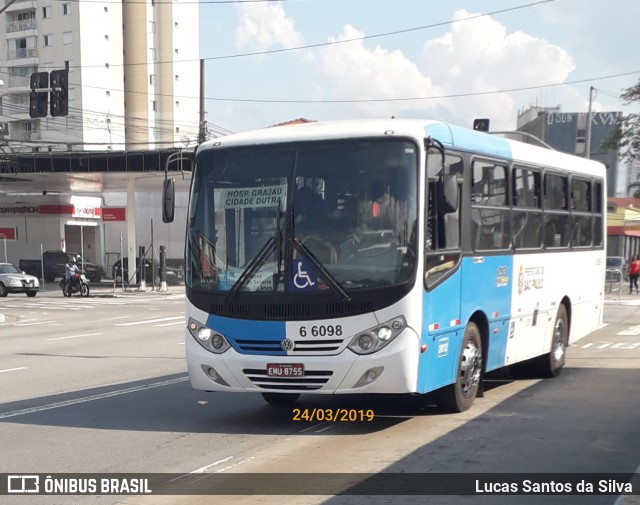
top-left (614, 78), bottom-right (640, 163)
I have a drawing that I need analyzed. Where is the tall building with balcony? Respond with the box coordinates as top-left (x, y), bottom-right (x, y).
top-left (0, 0), bottom-right (200, 152)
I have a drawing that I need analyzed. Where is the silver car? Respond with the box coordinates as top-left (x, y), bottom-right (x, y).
top-left (0, 263), bottom-right (40, 297)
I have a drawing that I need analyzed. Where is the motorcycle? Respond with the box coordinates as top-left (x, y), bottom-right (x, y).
top-left (59, 273), bottom-right (90, 297)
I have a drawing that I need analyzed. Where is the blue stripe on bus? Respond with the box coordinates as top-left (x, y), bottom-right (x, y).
top-left (418, 255), bottom-right (514, 393)
top-left (206, 315), bottom-right (287, 356)
top-left (424, 123), bottom-right (512, 159)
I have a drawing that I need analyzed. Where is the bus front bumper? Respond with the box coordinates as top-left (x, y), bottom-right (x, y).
top-left (185, 329), bottom-right (420, 395)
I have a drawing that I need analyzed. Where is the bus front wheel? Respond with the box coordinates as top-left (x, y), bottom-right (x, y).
top-left (261, 393), bottom-right (300, 405)
top-left (437, 322), bottom-right (483, 413)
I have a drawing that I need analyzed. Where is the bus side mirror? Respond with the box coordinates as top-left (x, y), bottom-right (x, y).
top-left (162, 179), bottom-right (175, 223)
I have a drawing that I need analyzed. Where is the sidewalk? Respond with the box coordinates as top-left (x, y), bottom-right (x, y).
top-left (605, 284), bottom-right (640, 305)
top-left (49, 279), bottom-right (184, 298)
top-left (0, 280), bottom-right (184, 323)
top-left (22, 280), bottom-right (183, 298)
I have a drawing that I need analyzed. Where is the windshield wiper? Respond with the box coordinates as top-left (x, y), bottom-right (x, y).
top-left (224, 207), bottom-right (283, 303)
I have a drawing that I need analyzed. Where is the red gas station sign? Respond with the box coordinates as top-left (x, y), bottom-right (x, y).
top-left (0, 227), bottom-right (16, 240)
top-left (102, 207), bottom-right (126, 222)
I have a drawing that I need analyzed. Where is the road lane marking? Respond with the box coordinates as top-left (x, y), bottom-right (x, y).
top-left (114, 316), bottom-right (184, 326)
top-left (0, 376), bottom-right (189, 420)
top-left (0, 367), bottom-right (27, 374)
top-left (573, 341), bottom-right (640, 350)
top-left (80, 316), bottom-right (130, 324)
top-left (189, 457), bottom-right (235, 474)
top-left (16, 320), bottom-right (57, 326)
top-left (46, 332), bottom-right (102, 341)
top-left (172, 456), bottom-right (256, 483)
top-left (299, 422), bottom-right (330, 433)
top-left (205, 457), bottom-right (254, 475)
top-left (617, 325), bottom-right (640, 335)
top-left (155, 321), bottom-right (185, 327)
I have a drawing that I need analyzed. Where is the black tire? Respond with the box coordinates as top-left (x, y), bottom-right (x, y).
top-left (81, 283), bottom-right (90, 297)
top-left (534, 304), bottom-right (568, 378)
top-left (26, 291), bottom-right (37, 297)
top-left (437, 322), bottom-right (483, 413)
top-left (261, 393), bottom-right (300, 405)
top-left (0, 283), bottom-right (7, 297)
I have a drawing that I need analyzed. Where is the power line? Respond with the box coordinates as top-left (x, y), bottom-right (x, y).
top-left (201, 0), bottom-right (558, 63)
top-left (6, 67), bottom-right (637, 109)
top-left (61, 0), bottom-right (295, 4)
top-left (5, 0), bottom-right (556, 70)
top-left (1, 69), bottom-right (636, 130)
top-left (201, 70), bottom-right (640, 104)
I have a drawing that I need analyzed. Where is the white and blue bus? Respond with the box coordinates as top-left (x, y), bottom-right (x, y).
top-left (167, 119), bottom-right (605, 412)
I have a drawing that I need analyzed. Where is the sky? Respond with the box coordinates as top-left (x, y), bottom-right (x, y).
top-left (198, 0), bottom-right (640, 135)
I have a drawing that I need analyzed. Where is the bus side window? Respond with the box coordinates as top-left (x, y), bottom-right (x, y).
top-left (471, 161), bottom-right (510, 251)
top-left (513, 167), bottom-right (542, 250)
top-left (424, 153), bottom-right (462, 290)
top-left (543, 173), bottom-right (570, 248)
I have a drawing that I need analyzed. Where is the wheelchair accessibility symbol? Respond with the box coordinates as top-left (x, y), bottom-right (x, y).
top-left (290, 259), bottom-right (317, 291)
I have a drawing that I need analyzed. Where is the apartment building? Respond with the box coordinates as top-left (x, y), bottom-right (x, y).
top-left (0, 0), bottom-right (200, 152)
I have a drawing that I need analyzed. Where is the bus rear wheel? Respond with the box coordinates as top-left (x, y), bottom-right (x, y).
top-left (534, 304), bottom-right (568, 378)
top-left (261, 392), bottom-right (300, 405)
top-left (437, 322), bottom-right (483, 413)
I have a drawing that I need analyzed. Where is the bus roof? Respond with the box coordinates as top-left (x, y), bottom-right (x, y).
top-left (198, 118), bottom-right (605, 178)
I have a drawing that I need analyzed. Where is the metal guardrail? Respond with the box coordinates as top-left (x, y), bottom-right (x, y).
top-left (605, 268), bottom-right (623, 298)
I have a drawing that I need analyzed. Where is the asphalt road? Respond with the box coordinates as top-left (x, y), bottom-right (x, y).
top-left (1, 288), bottom-right (639, 505)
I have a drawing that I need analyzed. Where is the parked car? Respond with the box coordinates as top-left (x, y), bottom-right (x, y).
top-left (606, 256), bottom-right (628, 282)
top-left (112, 257), bottom-right (184, 286)
top-left (19, 250), bottom-right (105, 283)
top-left (0, 263), bottom-right (39, 297)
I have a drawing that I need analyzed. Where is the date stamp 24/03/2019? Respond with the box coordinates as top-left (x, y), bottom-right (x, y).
top-left (292, 408), bottom-right (374, 422)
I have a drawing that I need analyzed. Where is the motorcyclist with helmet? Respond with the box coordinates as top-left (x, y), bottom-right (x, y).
top-left (64, 256), bottom-right (81, 295)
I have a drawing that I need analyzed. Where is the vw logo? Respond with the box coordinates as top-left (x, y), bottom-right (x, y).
top-left (281, 338), bottom-right (295, 352)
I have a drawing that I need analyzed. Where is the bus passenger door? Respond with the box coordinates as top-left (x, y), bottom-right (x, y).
top-left (419, 152), bottom-right (464, 393)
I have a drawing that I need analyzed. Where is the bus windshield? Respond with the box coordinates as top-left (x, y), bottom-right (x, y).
top-left (187, 137), bottom-right (418, 295)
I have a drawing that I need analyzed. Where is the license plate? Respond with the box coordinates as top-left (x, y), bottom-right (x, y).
top-left (266, 363), bottom-right (304, 377)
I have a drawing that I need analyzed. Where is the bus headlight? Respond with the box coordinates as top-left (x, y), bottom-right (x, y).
top-left (188, 317), bottom-right (230, 354)
top-left (348, 316), bottom-right (407, 355)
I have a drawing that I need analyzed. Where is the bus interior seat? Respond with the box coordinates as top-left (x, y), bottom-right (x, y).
top-left (544, 221), bottom-right (556, 247)
top-left (300, 235), bottom-right (338, 264)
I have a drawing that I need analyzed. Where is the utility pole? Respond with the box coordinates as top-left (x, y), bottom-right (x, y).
top-left (198, 59), bottom-right (206, 144)
top-left (585, 86), bottom-right (595, 159)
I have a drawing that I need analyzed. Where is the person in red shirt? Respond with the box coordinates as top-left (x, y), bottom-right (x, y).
top-left (629, 255), bottom-right (640, 294)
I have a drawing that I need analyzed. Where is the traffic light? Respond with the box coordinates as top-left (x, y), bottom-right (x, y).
top-left (473, 118), bottom-right (490, 132)
top-left (29, 72), bottom-right (49, 118)
top-left (50, 69), bottom-right (69, 117)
